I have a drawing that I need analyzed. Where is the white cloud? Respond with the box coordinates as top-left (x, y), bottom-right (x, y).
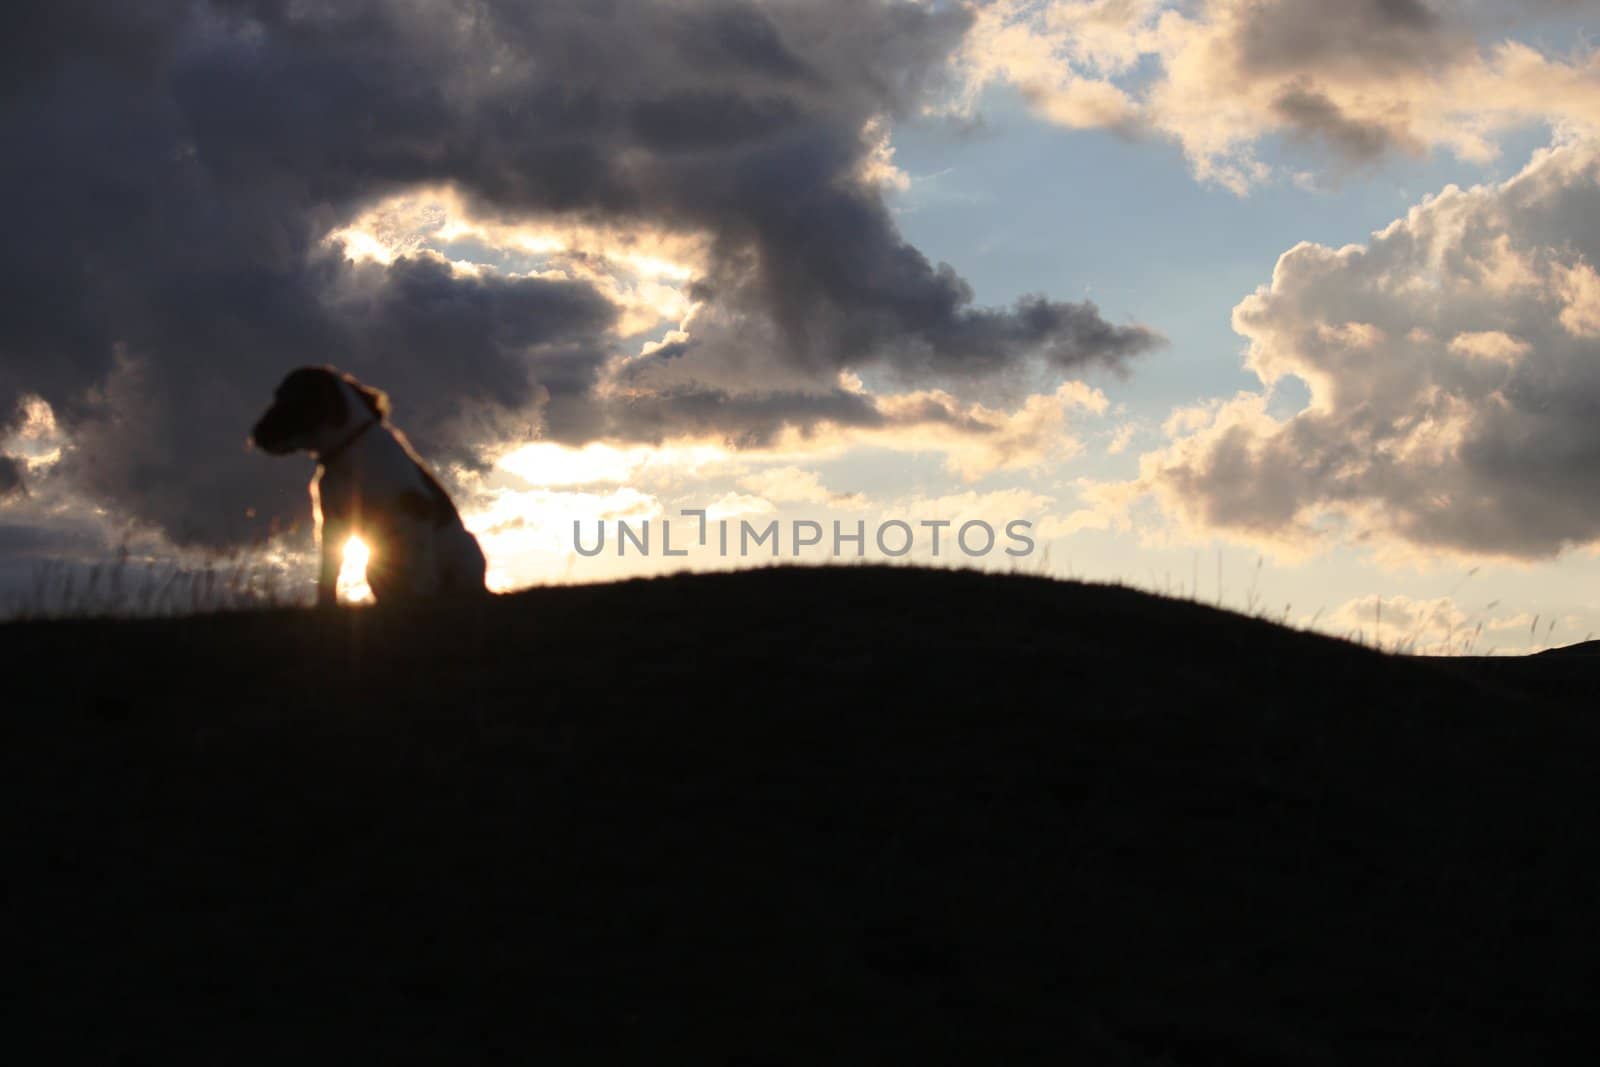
top-left (705, 492), bottom-right (777, 521)
top-left (1448, 330), bottom-right (1530, 363)
top-left (857, 114), bottom-right (913, 192)
top-left (1104, 135), bottom-right (1600, 562)
top-left (494, 439), bottom-right (739, 490)
top-left (1556, 260), bottom-right (1600, 337)
top-left (953, 0), bottom-right (1600, 192)
top-left (1316, 593), bottom-right (1587, 654)
top-left (1321, 593), bottom-right (1472, 651)
top-left (465, 485), bottom-right (665, 588)
top-left (1105, 420), bottom-right (1140, 455)
top-left (737, 466), bottom-right (868, 509)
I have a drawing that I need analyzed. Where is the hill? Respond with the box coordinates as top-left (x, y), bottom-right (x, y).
top-left (5, 565), bottom-right (1599, 1063)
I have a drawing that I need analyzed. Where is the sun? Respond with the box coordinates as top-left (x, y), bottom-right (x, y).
top-left (336, 535), bottom-right (374, 604)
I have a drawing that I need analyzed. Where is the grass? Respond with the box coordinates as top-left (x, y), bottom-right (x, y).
top-left (7, 539), bottom-right (1576, 659)
top-left (7, 550), bottom-right (306, 620)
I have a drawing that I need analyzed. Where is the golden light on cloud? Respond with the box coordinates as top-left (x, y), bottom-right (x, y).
top-left (2, 395), bottom-right (66, 470)
top-left (321, 184), bottom-right (706, 334)
top-left (494, 439), bottom-right (742, 489)
top-left (463, 485), bottom-right (666, 587)
top-left (771, 380), bottom-right (1108, 482)
top-left (337, 536), bottom-right (374, 604)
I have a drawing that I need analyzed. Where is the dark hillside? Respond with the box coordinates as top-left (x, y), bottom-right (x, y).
top-left (5, 566), bottom-right (1599, 1063)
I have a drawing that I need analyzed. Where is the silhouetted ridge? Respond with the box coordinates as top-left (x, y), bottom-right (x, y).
top-left (5, 565), bottom-right (1597, 1063)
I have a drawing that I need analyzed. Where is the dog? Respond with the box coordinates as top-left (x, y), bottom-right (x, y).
top-left (250, 366), bottom-right (487, 606)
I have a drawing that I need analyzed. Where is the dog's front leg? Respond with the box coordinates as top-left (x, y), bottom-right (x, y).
top-left (316, 520), bottom-right (346, 609)
top-left (312, 477), bottom-right (347, 609)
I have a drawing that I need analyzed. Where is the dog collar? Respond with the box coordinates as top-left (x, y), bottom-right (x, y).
top-left (317, 418), bottom-right (378, 467)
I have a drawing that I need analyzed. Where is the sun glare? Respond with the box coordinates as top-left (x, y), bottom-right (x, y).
top-left (337, 536), bottom-right (374, 604)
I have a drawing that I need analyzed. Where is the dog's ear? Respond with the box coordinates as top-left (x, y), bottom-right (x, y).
top-left (344, 375), bottom-right (390, 421)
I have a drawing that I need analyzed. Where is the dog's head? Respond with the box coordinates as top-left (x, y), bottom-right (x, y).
top-left (250, 366), bottom-right (390, 456)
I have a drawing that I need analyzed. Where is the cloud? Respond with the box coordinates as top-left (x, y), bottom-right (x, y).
top-left (1104, 419), bottom-right (1140, 455)
top-left (1447, 330), bottom-right (1530, 364)
top-left (498, 378), bottom-right (1111, 497)
top-left (1555, 260), bottom-right (1600, 337)
top-left (1269, 83), bottom-right (1412, 163)
top-left (885, 486), bottom-right (1058, 528)
top-left (737, 466), bottom-right (867, 508)
top-left (757, 379), bottom-right (1111, 482)
top-left (467, 484), bottom-right (665, 588)
top-left (1114, 135), bottom-right (1600, 561)
top-left (0, 0), bottom-right (1160, 551)
top-left (1321, 593), bottom-right (1470, 650)
top-left (1316, 592), bottom-right (1581, 653)
top-left (956, 0), bottom-right (1600, 191)
top-left (705, 492), bottom-right (778, 521)
top-left (0, 456), bottom-right (23, 500)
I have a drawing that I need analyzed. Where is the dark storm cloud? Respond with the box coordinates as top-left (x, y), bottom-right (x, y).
top-left (546, 380), bottom-right (1005, 450)
top-left (0, 457), bottom-right (23, 500)
top-left (1218, 0), bottom-right (1469, 165)
top-left (1, 0), bottom-right (1161, 550)
top-left (4, 1), bottom-right (188, 95)
top-left (1233, 0), bottom-right (1463, 80)
top-left (329, 255), bottom-right (621, 459)
top-left (0, 521), bottom-right (106, 559)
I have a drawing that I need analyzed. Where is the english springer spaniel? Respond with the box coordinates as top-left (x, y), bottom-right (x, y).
top-left (251, 366), bottom-right (487, 605)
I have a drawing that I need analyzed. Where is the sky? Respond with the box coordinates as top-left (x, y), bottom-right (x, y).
top-left (4, 0), bottom-right (1600, 652)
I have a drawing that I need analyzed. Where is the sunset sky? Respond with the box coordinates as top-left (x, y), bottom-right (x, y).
top-left (5, 0), bottom-right (1600, 651)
